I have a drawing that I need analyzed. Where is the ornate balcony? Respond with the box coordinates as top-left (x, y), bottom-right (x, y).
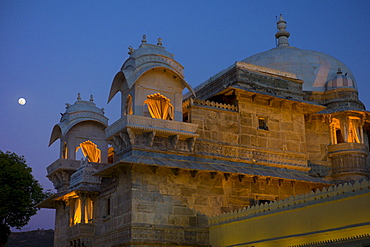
top-left (328, 143), bottom-right (369, 181)
top-left (106, 115), bottom-right (198, 156)
top-left (66, 223), bottom-right (95, 247)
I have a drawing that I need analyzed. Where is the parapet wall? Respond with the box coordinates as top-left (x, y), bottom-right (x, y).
top-left (183, 98), bottom-right (238, 112)
top-left (210, 179), bottom-right (370, 226)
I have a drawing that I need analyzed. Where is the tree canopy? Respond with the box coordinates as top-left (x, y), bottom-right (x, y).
top-left (0, 151), bottom-right (49, 246)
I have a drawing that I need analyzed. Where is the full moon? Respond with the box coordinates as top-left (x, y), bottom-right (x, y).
top-left (18, 97), bottom-right (26, 105)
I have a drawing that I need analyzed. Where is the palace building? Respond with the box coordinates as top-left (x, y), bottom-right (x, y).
top-left (39, 15), bottom-right (370, 246)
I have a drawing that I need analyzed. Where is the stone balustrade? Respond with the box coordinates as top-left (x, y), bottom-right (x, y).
top-left (47, 159), bottom-right (81, 174)
top-left (183, 98), bottom-right (238, 112)
top-left (106, 115), bottom-right (198, 139)
top-left (210, 179), bottom-right (370, 226)
top-left (47, 158), bottom-right (106, 175)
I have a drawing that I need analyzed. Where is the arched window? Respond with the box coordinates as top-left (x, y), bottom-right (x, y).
top-left (76, 140), bottom-right (101, 163)
top-left (144, 93), bottom-right (174, 120)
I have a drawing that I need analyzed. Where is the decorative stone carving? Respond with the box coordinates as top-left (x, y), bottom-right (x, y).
top-left (168, 135), bottom-right (180, 149)
top-left (126, 128), bottom-right (136, 145)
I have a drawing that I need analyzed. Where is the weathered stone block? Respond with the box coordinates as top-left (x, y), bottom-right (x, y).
top-left (209, 196), bottom-right (223, 207)
top-left (258, 137), bottom-right (267, 147)
top-left (155, 202), bottom-right (173, 215)
top-left (181, 187), bottom-right (196, 197)
top-left (196, 214), bottom-right (208, 227)
top-left (169, 215), bottom-right (189, 226)
top-left (174, 205), bottom-right (195, 216)
top-left (194, 195), bottom-right (209, 206)
top-left (240, 135), bottom-right (251, 145)
top-left (197, 185), bottom-right (223, 194)
top-left (135, 202), bottom-right (154, 213)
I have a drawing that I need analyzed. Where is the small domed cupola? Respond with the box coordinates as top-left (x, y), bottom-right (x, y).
top-left (325, 68), bottom-right (356, 91)
top-left (49, 94), bottom-right (109, 163)
top-left (108, 35), bottom-right (195, 121)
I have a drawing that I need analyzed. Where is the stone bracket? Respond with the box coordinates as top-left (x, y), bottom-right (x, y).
top-left (190, 170), bottom-right (198, 178)
top-left (171, 168), bottom-right (180, 176)
top-left (150, 165), bottom-right (159, 174)
top-left (144, 131), bottom-right (156, 147)
top-left (168, 135), bottom-right (180, 149)
top-left (278, 179), bottom-right (284, 187)
top-left (126, 128), bottom-right (136, 146)
top-left (187, 137), bottom-right (197, 152)
top-left (252, 176), bottom-right (258, 184)
top-left (119, 131), bottom-right (130, 147)
top-left (113, 136), bottom-right (124, 152)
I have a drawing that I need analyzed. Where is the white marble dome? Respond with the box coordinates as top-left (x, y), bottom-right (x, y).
top-left (242, 15), bottom-right (356, 92)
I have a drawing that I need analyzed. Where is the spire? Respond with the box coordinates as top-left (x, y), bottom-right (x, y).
top-left (275, 14), bottom-right (290, 47)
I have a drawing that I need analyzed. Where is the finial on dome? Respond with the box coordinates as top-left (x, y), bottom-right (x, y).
top-left (275, 14), bottom-right (290, 47)
top-left (90, 95), bottom-right (94, 102)
top-left (337, 68), bottom-right (342, 74)
top-left (142, 34), bottom-right (147, 44)
top-left (77, 93), bottom-right (81, 101)
top-left (157, 37), bottom-right (162, 46)
top-left (128, 46), bottom-right (135, 55)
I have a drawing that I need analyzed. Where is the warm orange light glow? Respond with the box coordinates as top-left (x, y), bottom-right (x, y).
top-left (76, 140), bottom-right (101, 162)
top-left (144, 93), bottom-right (174, 120)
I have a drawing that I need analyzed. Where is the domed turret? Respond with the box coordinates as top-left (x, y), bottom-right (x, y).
top-left (326, 68), bottom-right (356, 91)
top-left (242, 15), bottom-right (356, 93)
top-left (49, 94), bottom-right (109, 163)
top-left (108, 35), bottom-right (195, 121)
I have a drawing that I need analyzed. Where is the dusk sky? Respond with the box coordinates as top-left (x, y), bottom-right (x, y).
top-left (1, 1), bottom-right (369, 231)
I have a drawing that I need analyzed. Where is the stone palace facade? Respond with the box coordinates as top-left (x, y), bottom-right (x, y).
top-left (39, 16), bottom-right (370, 246)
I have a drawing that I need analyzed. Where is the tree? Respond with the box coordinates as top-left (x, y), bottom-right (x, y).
top-left (0, 151), bottom-right (49, 247)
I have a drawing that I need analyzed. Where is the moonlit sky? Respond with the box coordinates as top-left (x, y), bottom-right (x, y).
top-left (0, 1), bottom-right (369, 231)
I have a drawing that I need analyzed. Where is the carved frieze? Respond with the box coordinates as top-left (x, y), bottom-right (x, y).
top-left (194, 140), bottom-right (308, 169)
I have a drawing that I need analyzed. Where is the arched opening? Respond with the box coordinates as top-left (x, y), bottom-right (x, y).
top-left (75, 140), bottom-right (101, 163)
top-left (144, 93), bottom-right (174, 120)
top-left (70, 196), bottom-right (94, 225)
top-left (336, 129), bottom-right (344, 144)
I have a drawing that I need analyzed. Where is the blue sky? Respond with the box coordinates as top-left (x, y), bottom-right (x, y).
top-left (0, 0), bottom-right (369, 231)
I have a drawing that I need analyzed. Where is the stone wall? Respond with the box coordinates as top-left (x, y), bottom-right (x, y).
top-left (188, 91), bottom-right (308, 154)
top-left (90, 163), bottom-right (326, 246)
top-left (93, 173), bottom-right (132, 246)
top-left (53, 203), bottom-right (70, 247)
top-left (304, 114), bottom-right (331, 177)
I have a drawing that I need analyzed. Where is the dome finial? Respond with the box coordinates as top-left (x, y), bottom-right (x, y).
top-left (142, 34), bottom-right (147, 44)
top-left (128, 46), bottom-right (135, 55)
top-left (157, 37), bottom-right (162, 46)
top-left (275, 14), bottom-right (290, 47)
top-left (77, 93), bottom-right (81, 101)
top-left (90, 95), bottom-right (94, 102)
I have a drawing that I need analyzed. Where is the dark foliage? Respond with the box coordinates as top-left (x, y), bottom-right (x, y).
top-left (0, 151), bottom-right (50, 247)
